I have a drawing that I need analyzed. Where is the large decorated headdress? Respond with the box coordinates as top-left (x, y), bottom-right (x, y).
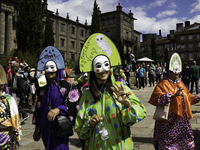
top-left (0, 65), bottom-right (7, 85)
top-left (37, 46), bottom-right (65, 71)
top-left (79, 33), bottom-right (121, 72)
top-left (169, 53), bottom-right (182, 74)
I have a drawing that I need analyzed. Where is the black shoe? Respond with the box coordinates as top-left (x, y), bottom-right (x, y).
top-left (22, 114), bottom-right (29, 122)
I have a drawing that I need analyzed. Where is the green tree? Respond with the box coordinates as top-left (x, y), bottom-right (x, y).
top-left (16, 0), bottom-right (44, 56)
top-left (151, 38), bottom-right (157, 62)
top-left (134, 44), bottom-right (144, 59)
top-left (90, 0), bottom-right (101, 34)
top-left (117, 39), bottom-right (125, 65)
top-left (43, 14), bottom-right (55, 47)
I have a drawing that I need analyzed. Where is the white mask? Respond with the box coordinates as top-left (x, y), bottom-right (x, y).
top-left (93, 55), bottom-right (110, 73)
top-left (173, 63), bottom-right (180, 74)
top-left (45, 61), bottom-right (57, 72)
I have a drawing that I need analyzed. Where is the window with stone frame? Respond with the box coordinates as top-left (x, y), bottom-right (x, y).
top-left (188, 44), bottom-right (193, 48)
top-left (81, 29), bottom-right (84, 36)
top-left (189, 53), bottom-right (193, 61)
top-left (188, 35), bottom-right (193, 39)
top-left (71, 41), bottom-right (75, 49)
top-left (61, 23), bottom-right (65, 32)
top-left (71, 53), bottom-right (75, 61)
top-left (181, 44), bottom-right (185, 49)
top-left (72, 27), bottom-right (75, 34)
top-left (51, 21), bottom-right (54, 30)
top-left (126, 32), bottom-right (129, 40)
top-left (181, 53), bottom-right (185, 58)
top-left (180, 36), bottom-right (185, 40)
top-left (80, 43), bottom-right (84, 50)
top-left (197, 52), bottom-right (200, 57)
top-left (197, 34), bottom-right (200, 39)
top-left (61, 39), bottom-right (65, 47)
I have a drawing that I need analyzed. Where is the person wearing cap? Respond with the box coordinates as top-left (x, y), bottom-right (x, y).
top-left (0, 64), bottom-right (22, 149)
top-left (148, 53), bottom-right (200, 149)
top-left (32, 46), bottom-right (79, 150)
top-left (75, 33), bottom-right (146, 150)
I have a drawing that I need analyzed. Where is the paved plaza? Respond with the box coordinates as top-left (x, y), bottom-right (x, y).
top-left (18, 80), bottom-right (200, 150)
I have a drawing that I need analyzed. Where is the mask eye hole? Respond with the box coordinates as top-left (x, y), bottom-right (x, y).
top-left (101, 38), bottom-right (103, 40)
top-left (105, 63), bottom-right (109, 67)
top-left (51, 67), bottom-right (54, 69)
top-left (96, 65), bottom-right (101, 68)
top-left (45, 67), bottom-right (48, 70)
top-left (97, 38), bottom-right (99, 41)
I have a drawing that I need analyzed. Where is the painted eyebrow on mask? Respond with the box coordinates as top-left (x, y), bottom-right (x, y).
top-left (95, 62), bottom-right (101, 67)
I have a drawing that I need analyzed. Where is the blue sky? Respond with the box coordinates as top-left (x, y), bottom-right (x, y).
top-left (47, 0), bottom-right (200, 37)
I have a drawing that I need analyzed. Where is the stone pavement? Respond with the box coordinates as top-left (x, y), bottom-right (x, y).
top-left (18, 81), bottom-right (200, 150)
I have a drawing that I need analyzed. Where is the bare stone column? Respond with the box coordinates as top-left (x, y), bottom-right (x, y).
top-left (6, 12), bottom-right (13, 55)
top-left (0, 11), bottom-right (5, 55)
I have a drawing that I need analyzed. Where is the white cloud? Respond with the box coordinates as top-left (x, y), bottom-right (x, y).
top-left (46, 0), bottom-right (197, 40)
top-left (190, 0), bottom-right (200, 13)
top-left (189, 14), bottom-right (200, 24)
top-left (124, 5), bottom-right (184, 37)
top-left (149, 0), bottom-right (167, 8)
top-left (168, 2), bottom-right (177, 9)
top-left (47, 0), bottom-right (118, 24)
top-left (156, 10), bottom-right (177, 18)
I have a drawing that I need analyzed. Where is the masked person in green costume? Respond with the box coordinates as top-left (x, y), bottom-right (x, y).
top-left (75, 33), bottom-right (146, 150)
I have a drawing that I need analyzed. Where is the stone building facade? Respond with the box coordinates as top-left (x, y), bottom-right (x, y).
top-left (169, 22), bottom-right (200, 65)
top-left (1, 1), bottom-right (137, 63)
top-left (141, 21), bottom-right (200, 64)
top-left (100, 3), bottom-right (136, 59)
top-left (0, 0), bottom-right (19, 55)
top-left (43, 0), bottom-right (90, 62)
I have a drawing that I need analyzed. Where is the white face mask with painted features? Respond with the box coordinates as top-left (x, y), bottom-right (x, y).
top-left (93, 55), bottom-right (110, 73)
top-left (172, 63), bottom-right (180, 74)
top-left (45, 61), bottom-right (57, 72)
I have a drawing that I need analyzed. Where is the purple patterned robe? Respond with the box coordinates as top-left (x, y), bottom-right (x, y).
top-left (37, 81), bottom-right (69, 150)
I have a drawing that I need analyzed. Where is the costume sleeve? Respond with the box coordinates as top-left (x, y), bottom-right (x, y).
top-left (158, 93), bottom-right (173, 105)
top-left (58, 105), bottom-right (68, 115)
top-left (75, 90), bottom-right (93, 140)
top-left (148, 83), bottom-right (171, 106)
top-left (188, 94), bottom-right (200, 105)
top-left (119, 83), bottom-right (146, 126)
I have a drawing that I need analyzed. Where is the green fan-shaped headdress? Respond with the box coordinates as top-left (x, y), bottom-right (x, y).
top-left (79, 33), bottom-right (121, 72)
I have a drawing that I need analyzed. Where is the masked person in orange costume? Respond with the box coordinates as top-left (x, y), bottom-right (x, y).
top-left (148, 53), bottom-right (200, 150)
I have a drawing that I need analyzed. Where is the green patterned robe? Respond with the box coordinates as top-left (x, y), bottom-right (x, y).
top-left (75, 71), bottom-right (146, 150)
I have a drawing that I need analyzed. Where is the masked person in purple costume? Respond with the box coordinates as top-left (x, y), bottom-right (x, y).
top-left (32, 46), bottom-right (79, 150)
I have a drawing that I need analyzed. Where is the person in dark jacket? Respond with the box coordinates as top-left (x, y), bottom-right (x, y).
top-left (190, 61), bottom-right (200, 94)
top-left (9, 65), bottom-right (29, 124)
top-left (182, 62), bottom-right (191, 90)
